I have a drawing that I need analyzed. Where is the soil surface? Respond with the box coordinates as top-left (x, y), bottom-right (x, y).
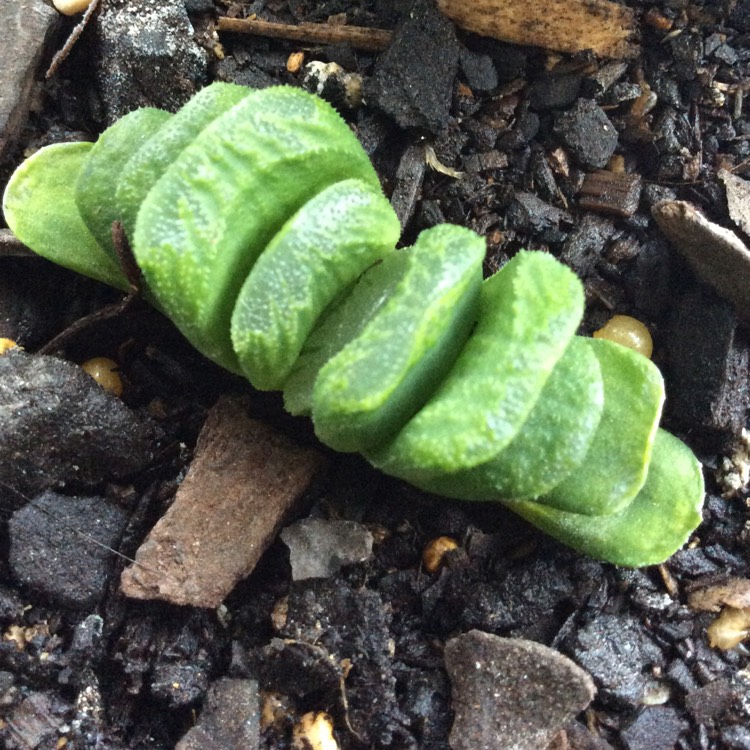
top-left (2, 1), bottom-right (750, 749)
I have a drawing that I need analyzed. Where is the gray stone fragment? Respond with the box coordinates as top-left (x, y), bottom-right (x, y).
top-left (0, 349), bottom-right (152, 496)
top-left (0, 0), bottom-right (58, 158)
top-left (176, 678), bottom-right (260, 750)
top-left (553, 98), bottom-right (618, 169)
top-left (281, 518), bottom-right (374, 580)
top-left (95, 0), bottom-right (208, 122)
top-left (566, 613), bottom-right (663, 708)
top-left (391, 142), bottom-right (428, 230)
top-left (620, 706), bottom-right (686, 750)
top-left (9, 491), bottom-right (129, 609)
top-left (720, 169), bottom-right (750, 238)
top-left (444, 630), bottom-right (595, 750)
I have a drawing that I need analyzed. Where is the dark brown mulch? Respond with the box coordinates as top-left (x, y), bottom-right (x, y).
top-left (1, 1), bottom-right (750, 749)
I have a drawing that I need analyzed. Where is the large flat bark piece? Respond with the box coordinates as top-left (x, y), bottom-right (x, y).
top-left (121, 395), bottom-right (324, 607)
top-left (437, 0), bottom-right (636, 58)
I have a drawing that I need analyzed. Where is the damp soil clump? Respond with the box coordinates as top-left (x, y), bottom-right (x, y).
top-left (1, 1), bottom-right (750, 749)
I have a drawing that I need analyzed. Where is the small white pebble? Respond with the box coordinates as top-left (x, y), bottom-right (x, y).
top-left (53, 0), bottom-right (95, 16)
top-left (717, 428), bottom-right (750, 498)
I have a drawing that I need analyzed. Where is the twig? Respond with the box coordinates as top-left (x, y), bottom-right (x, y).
top-left (216, 17), bottom-right (392, 53)
top-left (38, 222), bottom-right (143, 355)
top-left (46, 0), bottom-right (102, 79)
top-left (37, 293), bottom-right (141, 355)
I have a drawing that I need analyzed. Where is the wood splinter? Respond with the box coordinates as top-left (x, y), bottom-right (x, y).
top-left (216, 17), bottom-right (392, 53)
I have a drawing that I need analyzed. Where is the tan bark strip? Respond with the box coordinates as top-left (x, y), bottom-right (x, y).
top-left (216, 17), bottom-right (393, 53)
top-left (436, 0), bottom-right (637, 59)
top-left (652, 200), bottom-right (750, 324)
top-left (121, 395), bottom-right (325, 608)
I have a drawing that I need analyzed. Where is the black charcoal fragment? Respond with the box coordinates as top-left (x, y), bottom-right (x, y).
top-left (506, 191), bottom-right (572, 242)
top-left (685, 678), bottom-right (733, 724)
top-left (566, 613), bottom-right (664, 708)
top-left (459, 48), bottom-right (498, 92)
top-left (365, 0), bottom-right (459, 133)
top-left (560, 213), bottom-right (616, 278)
top-left (9, 492), bottom-right (129, 609)
top-left (664, 286), bottom-right (749, 447)
top-left (3, 691), bottom-right (71, 749)
top-left (0, 349), bottom-right (152, 496)
top-left (260, 578), bottom-right (410, 746)
top-left (553, 99), bottom-right (619, 170)
top-left (620, 706), bottom-right (686, 750)
top-left (721, 724), bottom-right (750, 749)
top-left (528, 72), bottom-right (583, 111)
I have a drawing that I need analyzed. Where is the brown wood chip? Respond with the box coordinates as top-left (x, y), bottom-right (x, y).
top-left (578, 170), bottom-right (642, 217)
top-left (436, 0), bottom-right (637, 58)
top-left (652, 200), bottom-right (750, 323)
top-left (120, 395), bottom-right (325, 608)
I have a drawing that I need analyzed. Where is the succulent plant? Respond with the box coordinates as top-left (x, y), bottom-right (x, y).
top-left (2, 83), bottom-right (704, 566)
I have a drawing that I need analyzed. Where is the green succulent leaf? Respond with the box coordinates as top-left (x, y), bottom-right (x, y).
top-left (3, 142), bottom-right (128, 289)
top-left (513, 429), bottom-right (704, 567)
top-left (541, 337), bottom-right (664, 516)
top-left (231, 178), bottom-right (401, 392)
top-left (411, 335), bottom-right (604, 501)
top-left (1, 82), bottom-right (706, 566)
top-left (368, 250), bottom-right (585, 479)
top-left (133, 86), bottom-right (383, 372)
top-left (115, 82), bottom-right (251, 238)
top-left (313, 224), bottom-right (485, 453)
top-left (75, 107), bottom-right (173, 254)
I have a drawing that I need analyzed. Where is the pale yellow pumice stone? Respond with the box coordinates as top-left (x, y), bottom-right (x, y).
top-left (53, 0), bottom-right (95, 16)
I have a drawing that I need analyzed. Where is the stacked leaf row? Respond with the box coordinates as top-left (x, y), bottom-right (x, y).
top-left (2, 83), bottom-right (704, 565)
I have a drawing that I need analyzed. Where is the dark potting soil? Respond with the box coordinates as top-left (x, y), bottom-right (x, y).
top-left (1, 1), bottom-right (750, 749)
